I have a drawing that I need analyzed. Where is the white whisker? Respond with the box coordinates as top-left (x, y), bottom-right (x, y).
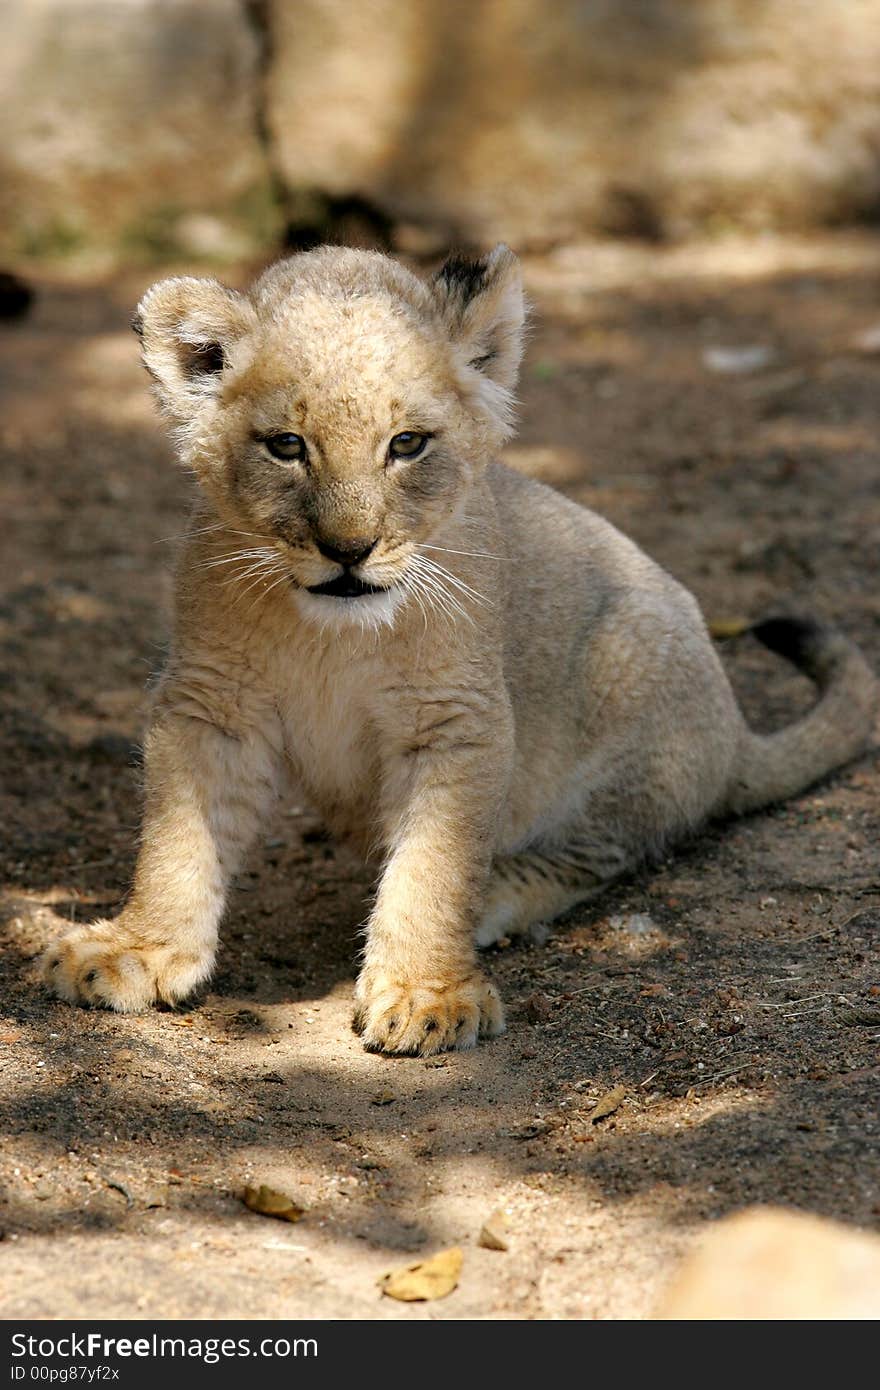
top-left (223, 575), bottom-right (275, 597)
top-left (243, 567), bottom-right (294, 616)
top-left (404, 574), bottom-right (429, 633)
top-left (153, 522), bottom-right (227, 545)
top-left (405, 567), bottom-right (443, 629)
top-left (401, 565), bottom-right (432, 622)
top-left (155, 523), bottom-right (264, 546)
top-left (409, 553), bottom-right (488, 615)
top-left (199, 547), bottom-right (281, 572)
top-left (233, 561), bottom-right (290, 603)
top-left (217, 556), bottom-right (284, 582)
top-left (425, 557), bottom-right (492, 607)
top-left (418, 543), bottom-right (506, 561)
top-left (407, 556), bottom-right (472, 626)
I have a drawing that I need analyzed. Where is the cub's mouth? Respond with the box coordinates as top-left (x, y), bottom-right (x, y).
top-left (305, 573), bottom-right (390, 600)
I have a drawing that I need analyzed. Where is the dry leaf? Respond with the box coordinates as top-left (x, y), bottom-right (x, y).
top-left (380, 1247), bottom-right (463, 1301)
top-left (708, 617), bottom-right (750, 640)
top-left (170, 1016), bottom-right (194, 1028)
top-left (478, 1210), bottom-right (510, 1251)
top-left (589, 1084), bottom-right (627, 1123)
top-left (840, 1006), bottom-right (880, 1027)
top-left (371, 1089), bottom-right (396, 1106)
top-left (0, 1029), bottom-right (22, 1044)
top-left (242, 1184), bottom-right (305, 1223)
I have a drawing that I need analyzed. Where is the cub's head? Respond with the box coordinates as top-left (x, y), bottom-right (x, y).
top-left (134, 245), bottom-right (524, 626)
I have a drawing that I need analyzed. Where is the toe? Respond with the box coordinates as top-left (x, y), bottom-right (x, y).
top-left (479, 982), bottom-right (506, 1038)
top-left (41, 926), bottom-right (170, 1013)
top-left (355, 972), bottom-right (504, 1056)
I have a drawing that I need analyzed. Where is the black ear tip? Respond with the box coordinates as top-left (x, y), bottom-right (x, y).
top-left (131, 311), bottom-right (144, 338)
top-left (434, 251), bottom-right (491, 303)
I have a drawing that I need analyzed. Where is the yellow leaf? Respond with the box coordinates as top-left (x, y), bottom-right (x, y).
top-left (380, 1247), bottom-right (463, 1301)
top-left (242, 1184), bottom-right (304, 1223)
top-left (708, 617), bottom-right (750, 641)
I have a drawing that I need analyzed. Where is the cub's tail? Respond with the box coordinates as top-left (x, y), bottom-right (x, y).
top-left (725, 614), bottom-right (877, 816)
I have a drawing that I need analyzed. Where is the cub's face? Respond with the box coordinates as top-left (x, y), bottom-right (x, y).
top-left (135, 246), bottom-right (524, 625)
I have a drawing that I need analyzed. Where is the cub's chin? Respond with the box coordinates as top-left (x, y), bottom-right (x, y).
top-left (293, 582), bottom-right (405, 633)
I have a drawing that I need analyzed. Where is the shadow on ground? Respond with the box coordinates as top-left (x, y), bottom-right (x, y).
top-left (1, 236), bottom-right (879, 1317)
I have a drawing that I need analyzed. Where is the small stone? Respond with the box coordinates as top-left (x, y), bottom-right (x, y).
top-left (478, 1209), bottom-right (510, 1251)
top-left (525, 991), bottom-right (553, 1023)
top-left (703, 345), bottom-right (775, 375)
top-left (852, 324), bottom-right (880, 355)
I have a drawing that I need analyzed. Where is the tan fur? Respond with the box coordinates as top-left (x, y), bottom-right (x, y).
top-left (42, 245), bottom-right (878, 1055)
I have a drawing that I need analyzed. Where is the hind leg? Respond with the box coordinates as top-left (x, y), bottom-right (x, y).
top-left (475, 839), bottom-right (630, 948)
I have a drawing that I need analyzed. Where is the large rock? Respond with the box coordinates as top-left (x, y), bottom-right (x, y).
top-left (0, 0), bottom-right (278, 263)
top-left (5, 1), bottom-right (880, 260)
top-left (266, 0), bottom-right (880, 245)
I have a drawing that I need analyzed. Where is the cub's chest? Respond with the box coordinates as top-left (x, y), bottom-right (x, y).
top-left (278, 647), bottom-right (381, 811)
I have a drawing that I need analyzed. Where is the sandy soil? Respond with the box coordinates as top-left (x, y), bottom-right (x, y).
top-left (1, 234), bottom-right (879, 1320)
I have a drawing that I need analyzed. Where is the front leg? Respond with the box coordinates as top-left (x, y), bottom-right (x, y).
top-left (354, 704), bottom-right (512, 1055)
top-left (42, 693), bottom-right (280, 1011)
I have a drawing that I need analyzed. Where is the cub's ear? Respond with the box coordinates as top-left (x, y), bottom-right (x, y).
top-left (431, 244), bottom-right (526, 394)
top-left (133, 277), bottom-right (256, 420)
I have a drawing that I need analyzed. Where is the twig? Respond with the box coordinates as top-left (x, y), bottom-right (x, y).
top-left (106, 1180), bottom-right (134, 1208)
top-left (691, 1061), bottom-right (753, 1088)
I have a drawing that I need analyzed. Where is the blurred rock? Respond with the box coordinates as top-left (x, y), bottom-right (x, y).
top-left (656, 1207), bottom-right (880, 1319)
top-left (0, 271), bottom-right (34, 320)
top-left (703, 345), bottom-right (776, 375)
top-left (0, 0), bottom-right (279, 264)
top-left (852, 324), bottom-right (880, 355)
top-left (266, 0), bottom-right (880, 246)
top-left (5, 1), bottom-right (880, 260)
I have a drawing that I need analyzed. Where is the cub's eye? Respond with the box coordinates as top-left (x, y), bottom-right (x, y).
top-left (388, 431), bottom-right (430, 461)
top-left (263, 432), bottom-right (307, 463)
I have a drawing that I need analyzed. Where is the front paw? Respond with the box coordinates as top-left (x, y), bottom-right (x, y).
top-left (42, 919), bottom-right (212, 1012)
top-left (353, 967), bottom-right (505, 1056)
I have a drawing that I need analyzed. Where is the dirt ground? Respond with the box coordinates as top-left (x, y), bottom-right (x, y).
top-left (1, 234), bottom-right (879, 1320)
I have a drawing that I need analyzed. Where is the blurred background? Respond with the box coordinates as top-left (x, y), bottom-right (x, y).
top-left (4, 0), bottom-right (880, 266)
top-left (2, 1), bottom-right (880, 1322)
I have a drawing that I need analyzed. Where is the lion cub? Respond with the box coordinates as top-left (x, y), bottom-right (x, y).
top-left (43, 245), bottom-right (876, 1054)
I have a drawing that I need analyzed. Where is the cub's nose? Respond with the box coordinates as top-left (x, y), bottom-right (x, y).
top-left (315, 536), bottom-right (378, 567)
